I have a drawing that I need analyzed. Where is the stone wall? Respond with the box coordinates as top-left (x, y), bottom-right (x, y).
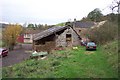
top-left (55, 29), bottom-right (67, 47)
top-left (72, 28), bottom-right (81, 46)
top-left (34, 41), bottom-right (55, 52)
top-left (56, 27), bottom-right (80, 47)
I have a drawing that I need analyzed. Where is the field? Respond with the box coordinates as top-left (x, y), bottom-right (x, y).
top-left (2, 41), bottom-right (118, 78)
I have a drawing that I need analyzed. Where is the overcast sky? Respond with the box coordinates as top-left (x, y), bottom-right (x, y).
top-left (1, 0), bottom-right (113, 25)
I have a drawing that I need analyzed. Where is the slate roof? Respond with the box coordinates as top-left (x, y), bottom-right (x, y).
top-left (73, 21), bottom-right (95, 28)
top-left (33, 26), bottom-right (67, 41)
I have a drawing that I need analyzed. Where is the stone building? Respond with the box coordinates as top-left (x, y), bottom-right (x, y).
top-left (33, 24), bottom-right (81, 52)
top-left (72, 19), bottom-right (96, 39)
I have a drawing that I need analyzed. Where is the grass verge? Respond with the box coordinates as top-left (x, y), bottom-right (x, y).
top-left (2, 41), bottom-right (118, 78)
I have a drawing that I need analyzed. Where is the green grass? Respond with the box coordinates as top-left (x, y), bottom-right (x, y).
top-left (2, 41), bottom-right (118, 78)
top-left (23, 42), bottom-right (32, 44)
top-left (101, 40), bottom-right (118, 73)
top-left (55, 22), bottom-right (65, 26)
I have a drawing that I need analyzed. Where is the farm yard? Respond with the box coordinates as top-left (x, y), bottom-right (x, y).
top-left (1, 0), bottom-right (119, 78)
top-left (2, 44), bottom-right (32, 67)
top-left (1, 17), bottom-right (118, 78)
top-left (2, 40), bottom-right (118, 78)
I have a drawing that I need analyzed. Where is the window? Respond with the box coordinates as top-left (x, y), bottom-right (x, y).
top-left (27, 34), bottom-right (31, 37)
top-left (79, 30), bottom-right (81, 33)
top-left (66, 34), bottom-right (72, 41)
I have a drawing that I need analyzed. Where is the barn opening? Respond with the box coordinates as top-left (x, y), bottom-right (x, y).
top-left (66, 34), bottom-right (72, 47)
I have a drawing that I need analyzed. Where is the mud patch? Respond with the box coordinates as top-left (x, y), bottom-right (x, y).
top-left (84, 51), bottom-right (95, 55)
top-left (25, 51), bottom-right (33, 53)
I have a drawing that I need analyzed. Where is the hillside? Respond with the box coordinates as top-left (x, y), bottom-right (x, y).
top-left (2, 41), bottom-right (118, 78)
top-left (55, 22), bottom-right (65, 26)
top-left (2, 12), bottom-right (118, 78)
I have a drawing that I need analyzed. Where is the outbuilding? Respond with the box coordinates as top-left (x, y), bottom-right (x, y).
top-left (33, 24), bottom-right (81, 52)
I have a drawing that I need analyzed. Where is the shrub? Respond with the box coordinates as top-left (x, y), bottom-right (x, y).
top-left (87, 21), bottom-right (118, 45)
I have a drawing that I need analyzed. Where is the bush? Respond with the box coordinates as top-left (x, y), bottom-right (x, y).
top-left (87, 21), bottom-right (118, 45)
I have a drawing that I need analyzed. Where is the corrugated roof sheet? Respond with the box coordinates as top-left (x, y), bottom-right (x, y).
top-left (33, 26), bottom-right (67, 41)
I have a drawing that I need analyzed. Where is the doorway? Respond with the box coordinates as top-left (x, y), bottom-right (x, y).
top-left (66, 34), bottom-right (72, 47)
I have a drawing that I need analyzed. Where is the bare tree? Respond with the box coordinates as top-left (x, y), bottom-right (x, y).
top-left (110, 0), bottom-right (120, 13)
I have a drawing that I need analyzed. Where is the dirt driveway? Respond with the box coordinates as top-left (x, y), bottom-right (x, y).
top-left (2, 44), bottom-right (33, 67)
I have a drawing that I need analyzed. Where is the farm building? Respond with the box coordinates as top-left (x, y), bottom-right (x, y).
top-left (72, 19), bottom-right (96, 38)
top-left (33, 24), bottom-right (81, 52)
